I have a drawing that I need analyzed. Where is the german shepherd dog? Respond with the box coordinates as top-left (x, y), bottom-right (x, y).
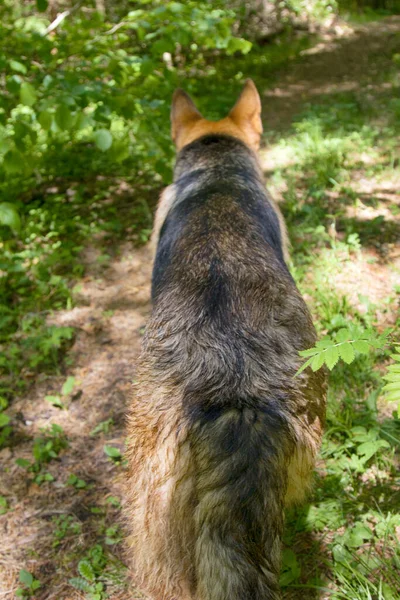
top-left (125, 80), bottom-right (326, 600)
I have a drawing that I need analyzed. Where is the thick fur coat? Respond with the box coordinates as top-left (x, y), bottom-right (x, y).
top-left (124, 81), bottom-right (326, 600)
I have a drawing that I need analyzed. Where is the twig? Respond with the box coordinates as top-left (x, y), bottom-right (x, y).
top-left (43, 1), bottom-right (83, 36)
top-left (106, 21), bottom-right (127, 35)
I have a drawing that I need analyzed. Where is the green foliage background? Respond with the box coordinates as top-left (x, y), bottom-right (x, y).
top-left (0, 0), bottom-right (256, 399)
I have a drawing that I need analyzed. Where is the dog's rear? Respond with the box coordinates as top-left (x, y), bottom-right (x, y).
top-left (125, 81), bottom-right (326, 600)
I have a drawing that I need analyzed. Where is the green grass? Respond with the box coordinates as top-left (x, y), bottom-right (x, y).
top-left (264, 52), bottom-right (400, 599)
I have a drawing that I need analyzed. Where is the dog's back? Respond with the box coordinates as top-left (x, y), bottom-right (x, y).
top-left (125, 81), bottom-right (326, 600)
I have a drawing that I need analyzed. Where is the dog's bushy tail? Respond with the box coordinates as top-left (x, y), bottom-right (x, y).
top-left (176, 403), bottom-right (291, 600)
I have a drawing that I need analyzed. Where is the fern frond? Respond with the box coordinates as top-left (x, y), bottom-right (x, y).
top-left (296, 327), bottom-right (391, 376)
top-left (382, 345), bottom-right (400, 416)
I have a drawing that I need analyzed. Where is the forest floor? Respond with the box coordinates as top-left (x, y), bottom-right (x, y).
top-left (1, 15), bottom-right (399, 600)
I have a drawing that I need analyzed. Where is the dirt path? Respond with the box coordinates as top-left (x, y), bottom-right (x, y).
top-left (1, 15), bottom-right (399, 600)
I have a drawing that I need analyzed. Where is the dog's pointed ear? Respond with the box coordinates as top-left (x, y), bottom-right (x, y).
top-left (229, 79), bottom-right (262, 150)
top-left (171, 89), bottom-right (203, 146)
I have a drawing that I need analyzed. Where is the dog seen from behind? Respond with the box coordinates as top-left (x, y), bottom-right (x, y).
top-left (124, 79), bottom-right (326, 600)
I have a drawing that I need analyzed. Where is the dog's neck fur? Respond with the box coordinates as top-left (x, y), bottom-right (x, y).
top-left (173, 134), bottom-right (263, 184)
top-left (152, 134), bottom-right (289, 261)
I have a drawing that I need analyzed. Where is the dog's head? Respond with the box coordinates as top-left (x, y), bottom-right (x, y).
top-left (171, 79), bottom-right (262, 153)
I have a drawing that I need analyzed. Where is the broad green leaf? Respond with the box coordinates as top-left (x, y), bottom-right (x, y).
top-left (104, 445), bottom-right (122, 458)
top-left (19, 570), bottom-right (33, 586)
top-left (6, 74), bottom-right (22, 94)
top-left (338, 342), bottom-right (355, 364)
top-left (336, 328), bottom-right (351, 343)
top-left (151, 39), bottom-right (175, 55)
top-left (61, 376), bottom-right (75, 396)
top-left (20, 82), bottom-right (37, 106)
top-left (140, 58), bottom-right (156, 76)
top-left (38, 111), bottom-right (52, 130)
top-left (0, 202), bottom-right (21, 232)
top-left (311, 352), bottom-right (325, 372)
top-left (227, 38), bottom-right (252, 55)
top-left (353, 340), bottom-right (370, 354)
top-left (94, 129), bottom-right (113, 151)
top-left (315, 338), bottom-right (333, 349)
top-left (325, 346), bottom-right (339, 370)
top-left (45, 395), bottom-right (64, 408)
top-left (3, 151), bottom-right (24, 175)
top-left (0, 414), bottom-right (10, 427)
top-left (16, 458), bottom-right (31, 469)
top-left (357, 440), bottom-right (389, 461)
top-left (9, 60), bottom-right (27, 75)
top-left (37, 0), bottom-right (49, 10)
top-left (0, 496), bottom-right (8, 515)
top-left (55, 105), bottom-right (73, 130)
top-left (344, 522), bottom-right (372, 547)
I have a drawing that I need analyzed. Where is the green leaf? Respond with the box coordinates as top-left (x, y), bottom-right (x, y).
top-left (61, 376), bottom-right (75, 396)
top-left (295, 356), bottom-right (314, 376)
top-left (104, 445), bottom-right (122, 459)
top-left (353, 340), bottom-right (371, 354)
top-left (382, 382), bottom-right (400, 391)
top-left (9, 61), bottom-right (27, 75)
top-left (344, 522), bottom-right (373, 548)
top-left (0, 496), bottom-right (8, 515)
top-left (299, 346), bottom-right (320, 357)
top-left (38, 111), bottom-right (52, 131)
top-left (16, 458), bottom-right (31, 469)
top-left (151, 39), bottom-right (175, 55)
top-left (78, 560), bottom-right (95, 582)
top-left (325, 346), bottom-right (339, 370)
top-left (2, 151), bottom-right (24, 175)
top-left (311, 352), bottom-right (325, 372)
top-left (383, 373), bottom-right (400, 383)
top-left (279, 548), bottom-right (301, 586)
top-left (19, 570), bottom-right (33, 586)
top-left (315, 338), bottom-right (333, 349)
top-left (20, 82), bottom-right (37, 107)
top-left (55, 105), bottom-right (73, 130)
top-left (338, 342), bottom-right (355, 364)
top-left (94, 129), bottom-right (113, 152)
top-left (0, 203), bottom-right (21, 232)
top-left (336, 328), bottom-right (351, 343)
top-left (45, 395), bottom-right (64, 409)
top-left (384, 390), bottom-right (400, 402)
top-left (0, 414), bottom-right (10, 427)
top-left (36, 0), bottom-right (49, 10)
top-left (357, 440), bottom-right (389, 461)
top-left (69, 577), bottom-right (93, 592)
top-left (227, 38), bottom-right (252, 55)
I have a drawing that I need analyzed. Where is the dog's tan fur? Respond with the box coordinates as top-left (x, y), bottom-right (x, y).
top-left (124, 80), bottom-right (326, 600)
